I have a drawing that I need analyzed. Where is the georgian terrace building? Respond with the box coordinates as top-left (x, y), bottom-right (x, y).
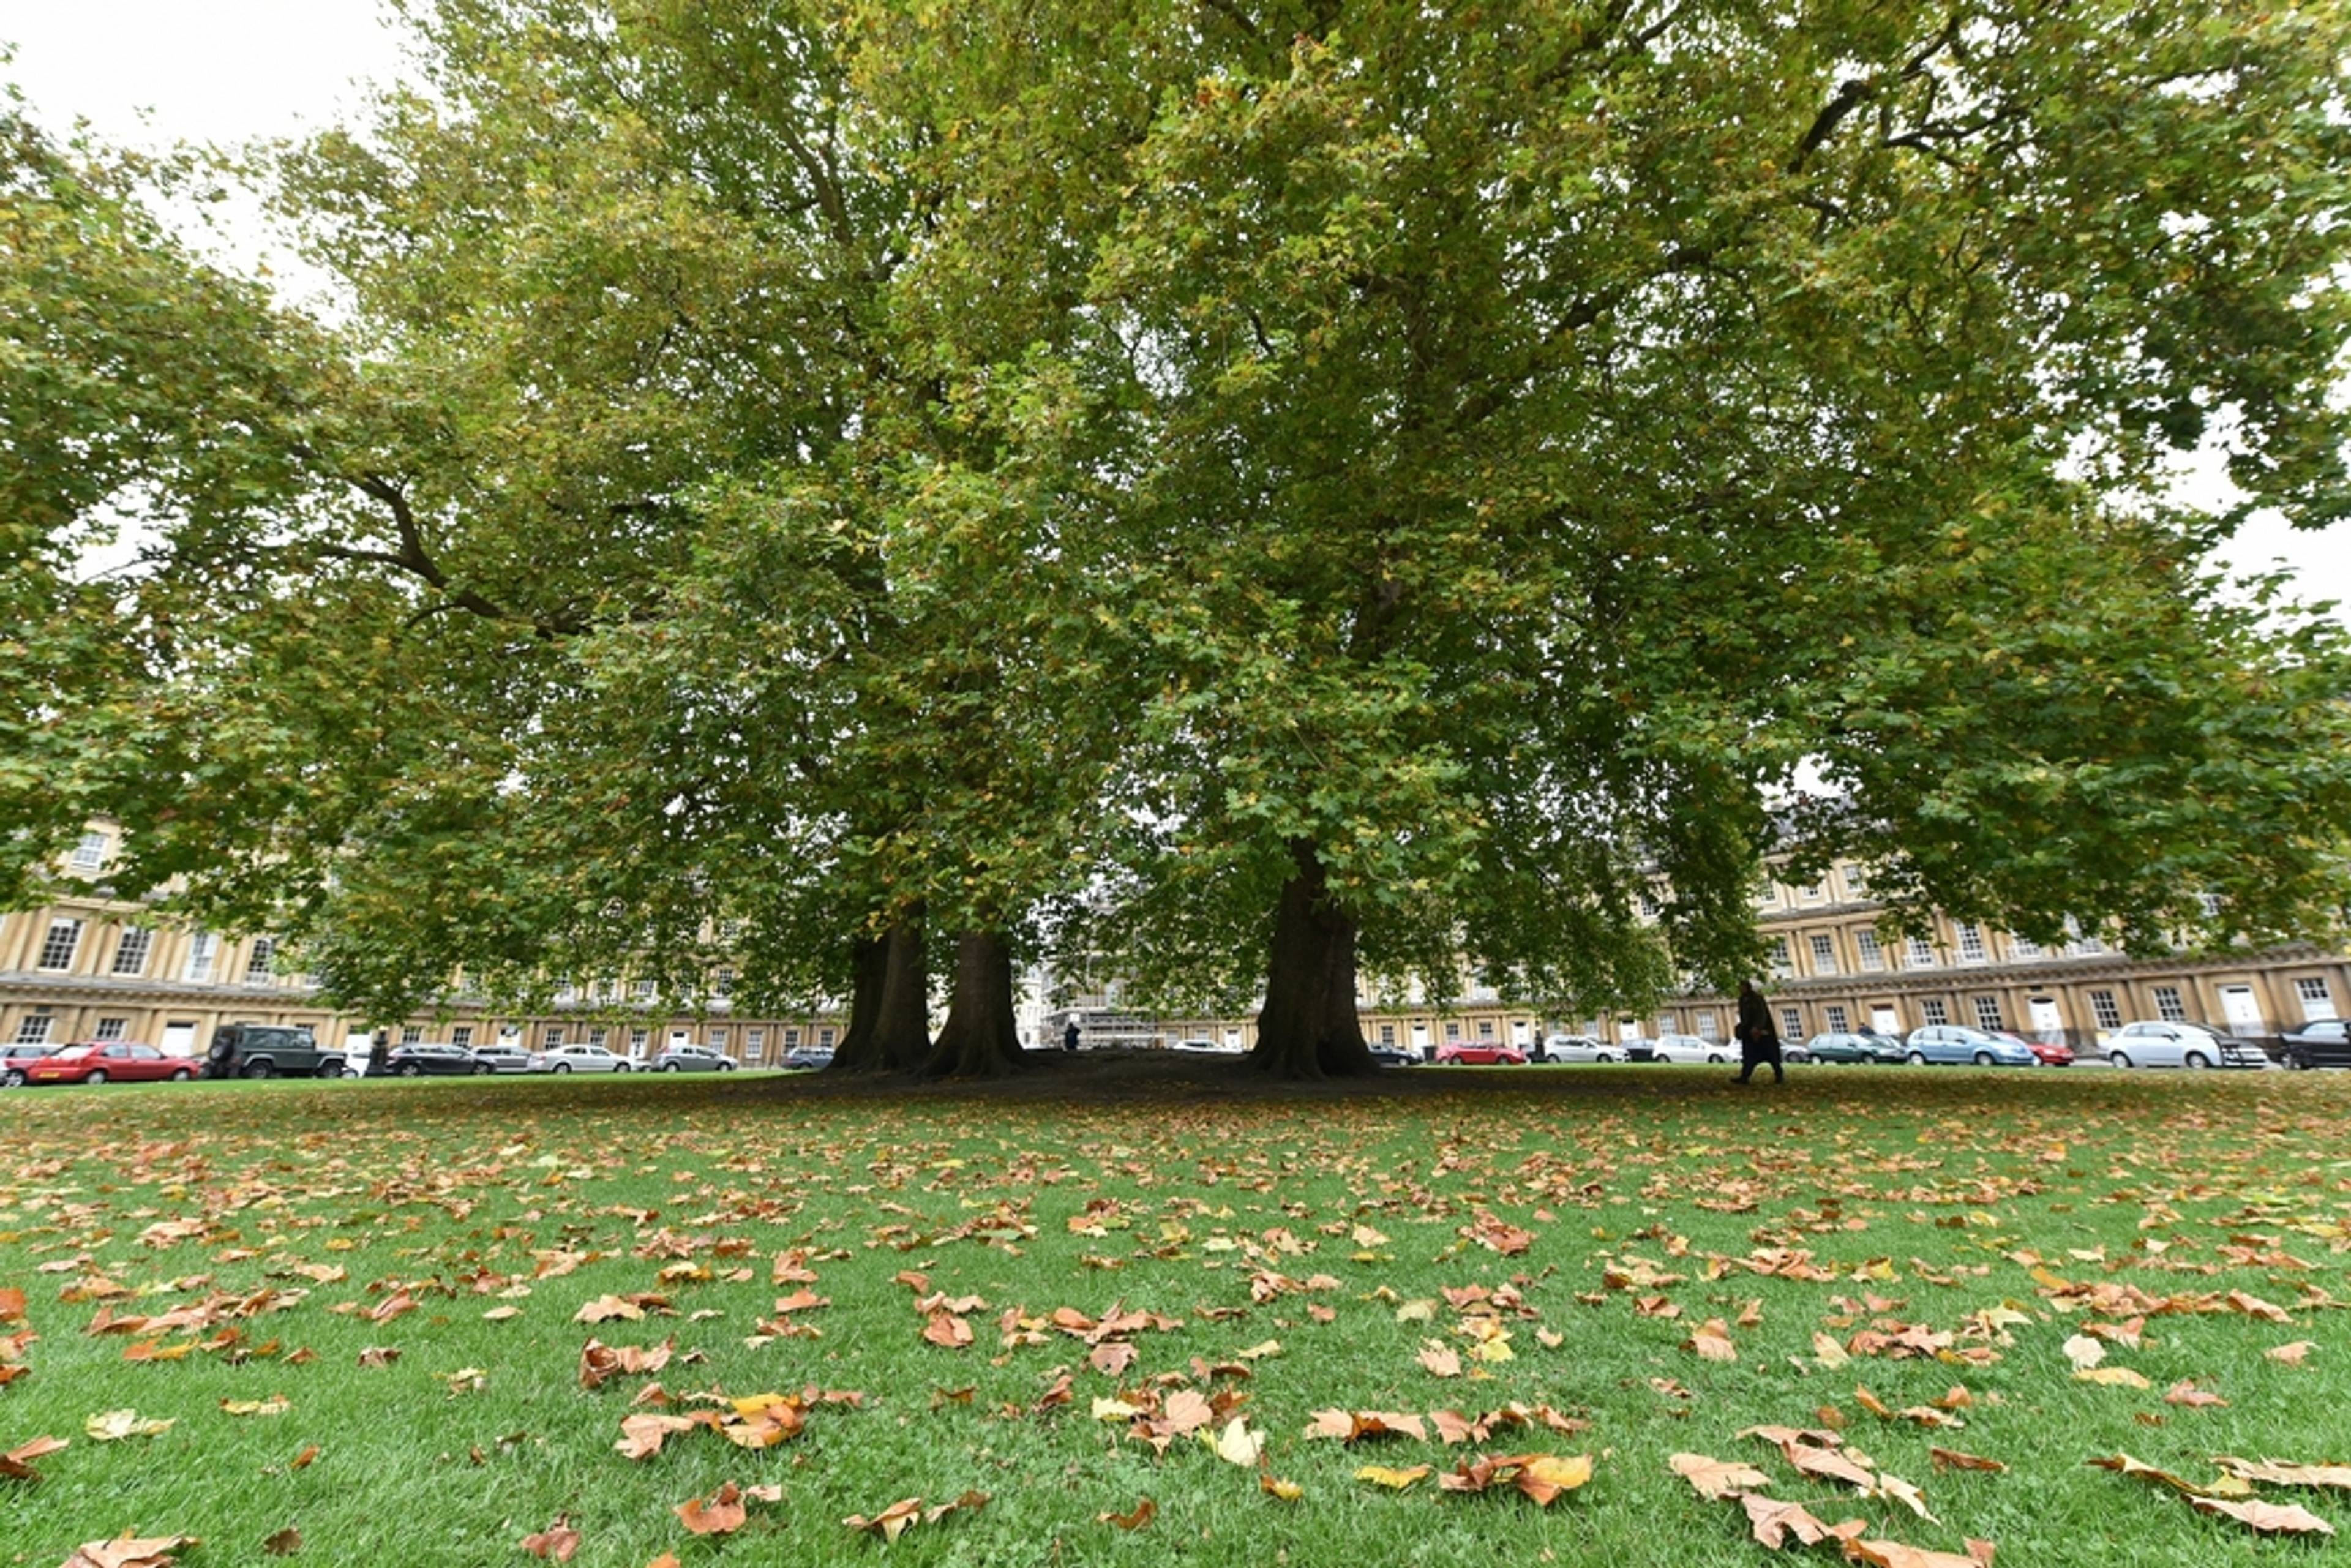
top-left (0, 828), bottom-right (842, 1063)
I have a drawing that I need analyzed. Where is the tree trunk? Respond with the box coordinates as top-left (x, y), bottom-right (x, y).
top-left (922, 930), bottom-right (1027, 1078)
top-left (828, 905), bottom-right (931, 1073)
top-left (1249, 840), bottom-right (1378, 1080)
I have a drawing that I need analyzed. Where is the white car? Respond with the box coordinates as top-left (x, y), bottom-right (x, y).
top-left (2102, 1021), bottom-right (2274, 1070)
top-left (1648, 1032), bottom-right (1734, 1065)
top-left (528, 1043), bottom-right (631, 1074)
top-left (1535, 1034), bottom-right (1622, 1063)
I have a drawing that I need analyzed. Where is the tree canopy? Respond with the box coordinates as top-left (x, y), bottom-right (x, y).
top-left (6, 0), bottom-right (2350, 1078)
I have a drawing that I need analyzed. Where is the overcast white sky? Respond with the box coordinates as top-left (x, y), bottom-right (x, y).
top-left (4, 0), bottom-right (2345, 620)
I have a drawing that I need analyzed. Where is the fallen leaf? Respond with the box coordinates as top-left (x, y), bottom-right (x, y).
top-left (1211, 1416), bottom-right (1265, 1466)
top-left (1357, 1463), bottom-right (1434, 1490)
top-left (1097, 1498), bottom-right (1155, 1530)
top-left (677, 1481), bottom-right (748, 1536)
top-left (1, 1435), bottom-right (68, 1482)
top-left (2061, 1334), bottom-right (2104, 1371)
top-left (221, 1396), bottom-right (290, 1417)
top-left (85, 1410), bottom-right (174, 1442)
top-left (1259, 1474), bottom-right (1303, 1501)
top-left (1687, 1319), bottom-right (1738, 1362)
top-left (2161, 1381), bottom-right (2225, 1409)
top-left (2087, 1453), bottom-right (2250, 1499)
top-left (2211, 1457), bottom-right (2351, 1491)
top-left (1843, 1537), bottom-right (1998, 1567)
top-left (59, 1532), bottom-right (200, 1568)
top-left (1738, 1494), bottom-right (1862, 1550)
top-left (262, 1526), bottom-right (301, 1555)
top-left (1929, 1447), bottom-right (2007, 1473)
top-left (1669, 1451), bottom-right (1772, 1501)
top-left (2187, 1496), bottom-right (2334, 1536)
top-left (1418, 1341), bottom-right (1462, 1378)
top-left (2266, 1341), bottom-right (2316, 1366)
top-left (519, 1516), bottom-right (581, 1561)
top-left (2074, 1366), bottom-right (2151, 1389)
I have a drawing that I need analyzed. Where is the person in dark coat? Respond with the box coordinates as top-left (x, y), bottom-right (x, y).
top-left (367, 1030), bottom-right (390, 1076)
top-left (1063, 1019), bottom-right (1081, 1053)
top-left (1732, 980), bottom-right (1783, 1084)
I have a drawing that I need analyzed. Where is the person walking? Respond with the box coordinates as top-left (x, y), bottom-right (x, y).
top-left (1063, 1019), bottom-right (1080, 1054)
top-left (367, 1030), bottom-right (390, 1076)
top-left (1732, 980), bottom-right (1784, 1084)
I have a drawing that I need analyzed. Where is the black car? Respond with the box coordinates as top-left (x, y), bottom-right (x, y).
top-left (1, 1043), bottom-right (61, 1088)
top-left (2281, 1018), bottom-right (2351, 1070)
top-left (204, 1023), bottom-right (347, 1080)
top-left (1368, 1045), bottom-right (1419, 1067)
top-left (384, 1042), bottom-right (488, 1076)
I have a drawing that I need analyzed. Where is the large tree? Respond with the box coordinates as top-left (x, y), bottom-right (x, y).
top-left (901, 0), bottom-right (2351, 1075)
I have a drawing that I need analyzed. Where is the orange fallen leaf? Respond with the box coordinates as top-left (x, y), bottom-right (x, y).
top-left (2266, 1341), bottom-right (2316, 1366)
top-left (2162, 1381), bottom-right (2225, 1409)
top-left (1097, 1498), bottom-right (1155, 1530)
top-left (1929, 1447), bottom-right (2007, 1474)
top-left (1738, 1494), bottom-right (1863, 1550)
top-left (1843, 1537), bottom-right (1997, 1567)
top-left (289, 1445), bottom-right (320, 1471)
top-left (262, 1526), bottom-right (301, 1556)
top-left (676, 1481), bottom-right (748, 1536)
top-left (0, 1287), bottom-right (27, 1322)
top-left (2, 1434), bottom-right (68, 1482)
top-left (1686, 1319), bottom-right (1737, 1362)
top-left (922, 1312), bottom-right (974, 1349)
top-left (519, 1516), bottom-right (581, 1561)
top-left (1260, 1474), bottom-right (1303, 1501)
top-left (1417, 1342), bottom-right (1462, 1378)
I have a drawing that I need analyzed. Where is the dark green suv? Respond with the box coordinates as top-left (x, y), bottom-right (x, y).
top-left (203, 1024), bottom-right (349, 1079)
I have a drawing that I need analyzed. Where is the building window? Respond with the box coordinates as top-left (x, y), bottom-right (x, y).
top-left (1973, 996), bottom-right (2004, 1031)
top-left (37, 919), bottom-right (83, 972)
top-left (713, 968), bottom-right (735, 998)
top-left (2152, 986), bottom-right (2188, 1023)
top-left (588, 1027), bottom-right (609, 1047)
top-left (244, 937), bottom-right (276, 983)
top-left (1809, 934), bottom-right (1838, 975)
top-left (817, 1027), bottom-right (836, 1048)
top-left (1921, 998), bottom-right (1950, 1026)
top-left (706, 1027), bottom-right (727, 1048)
top-left (13, 1015), bottom-right (53, 1045)
top-left (1825, 1005), bottom-right (1849, 1033)
top-left (398, 1025), bottom-right (422, 1044)
top-left (2009, 934), bottom-right (2041, 958)
top-left (782, 1026), bottom-right (800, 1048)
top-left (1769, 937), bottom-right (1793, 978)
top-left (634, 979), bottom-right (657, 1000)
top-left (184, 932), bottom-right (217, 982)
top-left (451, 1025), bottom-right (474, 1047)
top-left (1778, 1007), bottom-right (1803, 1039)
top-left (1855, 929), bottom-right (1884, 971)
top-left (1907, 936), bottom-right (1937, 968)
top-left (1444, 1020), bottom-right (1463, 1041)
top-left (629, 1027), bottom-right (650, 1052)
top-left (1634, 890), bottom-right (1658, 920)
top-left (111, 926), bottom-right (152, 976)
top-left (1475, 1019), bottom-right (1494, 1040)
top-left (1695, 1012), bottom-right (1719, 1040)
top-left (2089, 989), bottom-right (2122, 1030)
top-left (70, 831), bottom-right (110, 871)
top-left (2064, 918), bottom-right (2104, 955)
top-left (2293, 978), bottom-right (2338, 1021)
top-left (544, 1026), bottom-right (566, 1048)
top-left (1956, 923), bottom-right (1987, 963)
top-left (2197, 892), bottom-right (2224, 918)
top-left (1378, 1024), bottom-right (1395, 1045)
top-left (1801, 880), bottom-right (1826, 903)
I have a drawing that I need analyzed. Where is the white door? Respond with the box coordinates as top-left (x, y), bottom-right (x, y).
top-left (1409, 1024), bottom-right (1428, 1049)
top-left (1511, 1021), bottom-right (1530, 1046)
top-left (161, 1022), bottom-right (197, 1054)
top-left (1870, 1005), bottom-right (1900, 1035)
top-left (2027, 997), bottom-right (2064, 1038)
top-left (1618, 1019), bottom-right (1641, 1042)
top-left (2219, 986), bottom-right (2263, 1035)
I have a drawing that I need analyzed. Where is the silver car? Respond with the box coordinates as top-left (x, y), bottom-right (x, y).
top-left (1535, 1034), bottom-right (1623, 1063)
top-left (1649, 1032), bottom-right (1734, 1065)
top-left (2102, 1021), bottom-right (2273, 1070)
top-left (527, 1043), bottom-right (631, 1074)
top-left (651, 1044), bottom-right (735, 1072)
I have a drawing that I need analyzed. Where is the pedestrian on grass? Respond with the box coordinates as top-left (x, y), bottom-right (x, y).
top-left (1732, 980), bottom-right (1784, 1084)
top-left (1063, 1019), bottom-right (1080, 1053)
top-left (367, 1030), bottom-right (389, 1075)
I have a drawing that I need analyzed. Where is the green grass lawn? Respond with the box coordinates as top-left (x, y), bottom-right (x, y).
top-left (3, 1063), bottom-right (2347, 1566)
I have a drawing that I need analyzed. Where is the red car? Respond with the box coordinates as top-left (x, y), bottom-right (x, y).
top-left (1434, 1041), bottom-right (1528, 1065)
top-left (1992, 1030), bottom-right (2073, 1067)
top-left (22, 1041), bottom-right (200, 1086)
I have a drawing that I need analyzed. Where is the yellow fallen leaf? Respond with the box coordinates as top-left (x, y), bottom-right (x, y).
top-left (1357, 1464), bottom-right (1434, 1490)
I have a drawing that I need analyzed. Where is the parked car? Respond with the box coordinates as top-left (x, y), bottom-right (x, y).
top-left (1648, 1032), bottom-right (1733, 1065)
top-left (1535, 1033), bottom-right (1622, 1063)
top-left (652, 1044), bottom-right (737, 1072)
top-left (204, 1023), bottom-right (347, 1079)
top-left (1171, 1038), bottom-right (1246, 1056)
top-left (22, 1041), bottom-right (198, 1086)
top-left (1367, 1045), bottom-right (1420, 1067)
top-left (1903, 1026), bottom-right (2038, 1067)
top-left (1434, 1040), bottom-right (1527, 1065)
top-left (1990, 1030), bottom-right (2074, 1067)
top-left (1614, 1037), bottom-right (1660, 1064)
top-left (470, 1041), bottom-right (534, 1073)
top-left (528, 1042), bottom-right (630, 1073)
top-left (781, 1045), bottom-right (834, 1071)
top-left (1, 1043), bottom-right (62, 1087)
top-left (384, 1043), bottom-right (488, 1076)
top-left (1798, 1030), bottom-right (1908, 1066)
top-left (2280, 1018), bottom-right (2351, 1070)
top-left (2101, 1020), bottom-right (2273, 1070)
